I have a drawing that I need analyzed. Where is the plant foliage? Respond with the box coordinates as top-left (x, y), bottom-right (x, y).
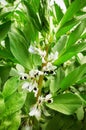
top-left (0, 0), bottom-right (86, 129)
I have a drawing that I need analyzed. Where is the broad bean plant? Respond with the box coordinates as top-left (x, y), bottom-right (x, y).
top-left (0, 0), bottom-right (86, 130)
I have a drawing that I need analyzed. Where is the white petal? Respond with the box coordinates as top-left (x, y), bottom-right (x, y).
top-left (22, 82), bottom-right (34, 92)
top-left (22, 82), bottom-right (29, 89)
top-left (29, 69), bottom-right (43, 78)
top-left (19, 72), bottom-right (28, 80)
top-left (43, 62), bottom-right (57, 72)
top-left (29, 105), bottom-right (41, 120)
top-left (38, 96), bottom-right (44, 104)
top-left (16, 64), bottom-right (25, 73)
top-left (28, 45), bottom-right (37, 54)
top-left (29, 106), bottom-right (37, 116)
top-left (48, 51), bottom-right (58, 62)
top-left (45, 94), bottom-right (52, 100)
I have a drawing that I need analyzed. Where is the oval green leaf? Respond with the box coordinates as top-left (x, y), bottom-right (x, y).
top-left (47, 93), bottom-right (82, 115)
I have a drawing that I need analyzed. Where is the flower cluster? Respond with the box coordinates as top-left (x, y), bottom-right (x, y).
top-left (29, 45), bottom-right (58, 74)
top-left (18, 44), bottom-right (58, 120)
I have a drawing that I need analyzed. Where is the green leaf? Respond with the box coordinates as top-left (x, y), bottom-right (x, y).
top-left (24, 92), bottom-right (36, 113)
top-left (32, 54), bottom-right (42, 67)
top-left (60, 0), bottom-right (86, 27)
top-left (56, 19), bottom-right (79, 38)
top-left (6, 0), bottom-right (16, 3)
top-left (54, 41), bottom-right (86, 65)
top-left (4, 92), bottom-right (26, 116)
top-left (45, 113), bottom-right (76, 130)
top-left (0, 12), bottom-right (11, 21)
top-left (50, 68), bottom-right (65, 94)
top-left (0, 66), bottom-right (11, 86)
top-left (54, 3), bottom-right (63, 23)
top-left (23, 21), bottom-right (38, 43)
top-left (0, 112), bottom-right (21, 130)
top-left (9, 32), bottom-right (32, 69)
top-left (0, 21), bottom-right (11, 41)
top-left (66, 21), bottom-right (86, 49)
top-left (47, 93), bottom-right (82, 115)
top-left (60, 64), bottom-right (86, 90)
top-left (28, 0), bottom-right (40, 12)
top-left (76, 75), bottom-right (86, 84)
top-left (24, 1), bottom-right (42, 31)
top-left (63, 0), bottom-right (69, 8)
top-left (3, 77), bottom-right (19, 99)
top-left (0, 48), bottom-right (15, 61)
top-left (8, 112), bottom-right (21, 130)
top-left (80, 32), bottom-right (86, 39)
top-left (0, 92), bottom-right (5, 115)
top-left (76, 106), bottom-right (84, 121)
top-left (53, 35), bottom-right (67, 53)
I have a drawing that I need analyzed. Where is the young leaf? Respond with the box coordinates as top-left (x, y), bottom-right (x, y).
top-left (3, 77), bottom-right (19, 99)
top-left (76, 106), bottom-right (84, 121)
top-left (4, 92), bottom-right (26, 116)
top-left (56, 18), bottom-right (79, 38)
top-left (54, 41), bottom-right (86, 65)
top-left (66, 20), bottom-right (86, 49)
top-left (60, 64), bottom-right (86, 90)
top-left (54, 3), bottom-right (63, 23)
top-left (24, 1), bottom-right (42, 31)
top-left (60, 0), bottom-right (86, 27)
top-left (53, 35), bottom-right (67, 53)
top-left (9, 32), bottom-right (32, 69)
top-left (0, 21), bottom-right (11, 41)
top-left (47, 93), bottom-right (82, 115)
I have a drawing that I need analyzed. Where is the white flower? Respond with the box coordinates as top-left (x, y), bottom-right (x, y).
top-left (38, 49), bottom-right (46, 57)
top-left (22, 81), bottom-right (38, 97)
top-left (43, 62), bottom-right (57, 73)
top-left (48, 51), bottom-right (58, 62)
top-left (63, 60), bottom-right (71, 68)
top-left (29, 69), bottom-right (43, 78)
top-left (0, 40), bottom-right (5, 47)
top-left (22, 82), bottom-right (34, 92)
top-left (16, 64), bottom-right (28, 80)
top-left (29, 105), bottom-right (41, 120)
top-left (45, 94), bottom-right (53, 103)
top-left (28, 45), bottom-right (46, 63)
top-left (45, 94), bottom-right (52, 100)
top-left (28, 45), bottom-right (37, 54)
top-left (19, 72), bottom-right (28, 80)
top-left (33, 85), bottom-right (38, 97)
top-left (36, 49), bottom-right (46, 63)
top-left (38, 96), bottom-right (45, 104)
